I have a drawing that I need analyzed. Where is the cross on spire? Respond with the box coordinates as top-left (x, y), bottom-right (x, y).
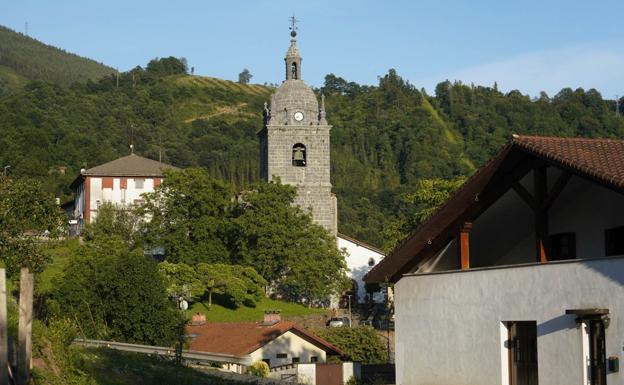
top-left (289, 14), bottom-right (298, 37)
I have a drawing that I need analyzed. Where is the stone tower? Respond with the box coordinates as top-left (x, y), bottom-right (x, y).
top-left (259, 28), bottom-right (337, 236)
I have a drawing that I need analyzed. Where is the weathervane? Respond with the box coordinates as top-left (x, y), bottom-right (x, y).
top-left (289, 13), bottom-right (298, 37)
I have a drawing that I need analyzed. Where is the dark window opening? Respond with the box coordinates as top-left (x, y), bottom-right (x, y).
top-left (507, 321), bottom-right (538, 385)
top-left (292, 144), bottom-right (306, 167)
top-left (310, 356), bottom-right (318, 363)
top-left (262, 359), bottom-right (270, 367)
top-left (368, 257), bottom-right (376, 267)
top-left (549, 232), bottom-right (576, 260)
top-left (291, 62), bottom-right (297, 79)
top-left (605, 226), bottom-right (624, 256)
top-left (292, 357), bottom-right (300, 364)
top-left (276, 353), bottom-right (287, 359)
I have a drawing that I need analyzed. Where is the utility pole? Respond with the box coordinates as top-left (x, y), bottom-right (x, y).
top-left (24, 22), bottom-right (28, 36)
top-left (17, 268), bottom-right (33, 385)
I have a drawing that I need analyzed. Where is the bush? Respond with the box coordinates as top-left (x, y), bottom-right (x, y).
top-left (314, 327), bottom-right (387, 364)
top-left (247, 361), bottom-right (269, 378)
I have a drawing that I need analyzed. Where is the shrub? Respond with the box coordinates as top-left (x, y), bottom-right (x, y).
top-left (314, 327), bottom-right (387, 364)
top-left (247, 361), bottom-right (269, 378)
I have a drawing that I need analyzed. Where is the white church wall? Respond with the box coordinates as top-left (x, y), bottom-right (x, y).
top-left (338, 236), bottom-right (386, 304)
top-left (394, 257), bottom-right (624, 385)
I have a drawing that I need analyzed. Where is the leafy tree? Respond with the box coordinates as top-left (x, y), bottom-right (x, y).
top-left (0, 176), bottom-right (65, 275)
top-left (53, 211), bottom-right (181, 345)
top-left (146, 57), bottom-right (187, 76)
top-left (314, 327), bottom-right (387, 364)
top-left (382, 177), bottom-right (465, 252)
top-left (82, 201), bottom-right (141, 248)
top-left (159, 262), bottom-right (266, 308)
top-left (233, 180), bottom-right (349, 303)
top-left (139, 168), bottom-right (234, 265)
top-left (238, 68), bottom-right (252, 84)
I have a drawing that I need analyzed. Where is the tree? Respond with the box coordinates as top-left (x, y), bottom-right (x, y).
top-left (146, 56), bottom-right (187, 76)
top-left (382, 177), bottom-right (466, 252)
top-left (314, 327), bottom-right (388, 364)
top-left (53, 211), bottom-right (182, 346)
top-left (233, 180), bottom-right (349, 303)
top-left (139, 168), bottom-right (234, 265)
top-left (159, 262), bottom-right (266, 308)
top-left (0, 176), bottom-right (65, 275)
top-left (238, 68), bottom-right (252, 84)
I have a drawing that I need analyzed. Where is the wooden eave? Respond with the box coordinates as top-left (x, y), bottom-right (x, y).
top-left (364, 137), bottom-right (624, 284)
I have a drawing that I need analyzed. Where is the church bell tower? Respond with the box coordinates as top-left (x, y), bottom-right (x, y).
top-left (259, 19), bottom-right (337, 236)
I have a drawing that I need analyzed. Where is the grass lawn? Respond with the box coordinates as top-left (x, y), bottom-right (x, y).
top-left (34, 347), bottom-right (255, 385)
top-left (186, 296), bottom-right (327, 322)
top-left (37, 238), bottom-right (81, 293)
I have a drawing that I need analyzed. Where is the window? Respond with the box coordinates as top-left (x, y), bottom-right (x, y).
top-left (292, 144), bottom-right (306, 167)
top-left (549, 232), bottom-right (576, 260)
top-left (605, 226), bottom-right (624, 256)
top-left (292, 357), bottom-right (300, 364)
top-left (310, 356), bottom-right (318, 363)
top-left (135, 178), bottom-right (144, 189)
top-left (368, 257), bottom-right (376, 267)
top-left (276, 353), bottom-right (287, 359)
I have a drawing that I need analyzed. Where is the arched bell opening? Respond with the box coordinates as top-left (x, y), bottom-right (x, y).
top-left (292, 143), bottom-right (306, 167)
top-left (291, 62), bottom-right (298, 80)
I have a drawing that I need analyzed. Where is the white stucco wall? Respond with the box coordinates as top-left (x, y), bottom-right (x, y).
top-left (248, 330), bottom-right (327, 367)
top-left (338, 236), bottom-right (386, 303)
top-left (86, 176), bottom-right (159, 223)
top-left (395, 257), bottom-right (624, 385)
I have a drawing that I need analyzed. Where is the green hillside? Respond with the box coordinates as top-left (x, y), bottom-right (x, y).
top-left (1, 52), bottom-right (623, 247)
top-left (0, 25), bottom-right (115, 88)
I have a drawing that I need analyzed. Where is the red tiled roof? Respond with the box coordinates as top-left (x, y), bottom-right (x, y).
top-left (364, 135), bottom-right (624, 284)
top-left (186, 321), bottom-right (344, 357)
top-left (511, 135), bottom-right (624, 189)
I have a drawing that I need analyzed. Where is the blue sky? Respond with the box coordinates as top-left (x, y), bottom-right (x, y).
top-left (3, 0), bottom-right (624, 98)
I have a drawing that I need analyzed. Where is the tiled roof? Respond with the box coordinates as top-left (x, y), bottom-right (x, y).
top-left (511, 135), bottom-right (624, 189)
top-left (186, 321), bottom-right (344, 357)
top-left (364, 135), bottom-right (624, 284)
top-left (82, 154), bottom-right (178, 177)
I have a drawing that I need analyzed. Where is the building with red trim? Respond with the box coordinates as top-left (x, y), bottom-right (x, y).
top-left (69, 154), bottom-right (177, 233)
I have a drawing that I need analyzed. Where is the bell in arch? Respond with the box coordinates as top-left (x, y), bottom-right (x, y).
top-left (292, 144), bottom-right (306, 166)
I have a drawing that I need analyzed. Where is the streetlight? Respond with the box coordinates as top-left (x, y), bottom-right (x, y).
top-left (2, 165), bottom-right (10, 177)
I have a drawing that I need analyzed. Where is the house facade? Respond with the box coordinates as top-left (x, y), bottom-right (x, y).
top-left (365, 135), bottom-right (624, 385)
top-left (186, 315), bottom-right (343, 374)
top-left (69, 153), bottom-right (177, 232)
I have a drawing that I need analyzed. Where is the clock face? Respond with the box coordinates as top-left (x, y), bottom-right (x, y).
top-left (294, 111), bottom-right (304, 122)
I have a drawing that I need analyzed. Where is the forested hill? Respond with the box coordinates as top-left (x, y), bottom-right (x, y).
top-left (1, 54), bottom-right (623, 247)
top-left (0, 25), bottom-right (114, 90)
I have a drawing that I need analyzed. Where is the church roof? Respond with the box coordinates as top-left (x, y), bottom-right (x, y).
top-left (285, 38), bottom-right (300, 58)
top-left (364, 135), bottom-right (624, 284)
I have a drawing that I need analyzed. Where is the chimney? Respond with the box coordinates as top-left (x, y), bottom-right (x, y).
top-left (262, 310), bottom-right (281, 326)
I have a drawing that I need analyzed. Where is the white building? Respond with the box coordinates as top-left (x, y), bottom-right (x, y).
top-left (365, 135), bottom-right (624, 385)
top-left (69, 153), bottom-right (177, 233)
top-left (186, 313), bottom-right (344, 374)
top-left (337, 233), bottom-right (387, 304)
